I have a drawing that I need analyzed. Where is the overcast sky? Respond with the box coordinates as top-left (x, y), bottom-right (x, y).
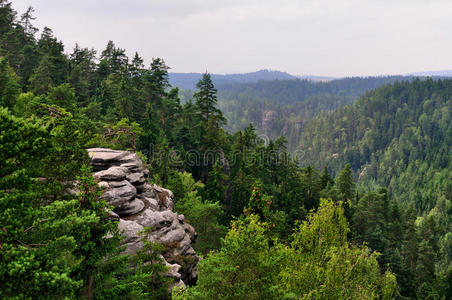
top-left (11, 0), bottom-right (452, 77)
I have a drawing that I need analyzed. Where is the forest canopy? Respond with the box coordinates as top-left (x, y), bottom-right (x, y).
top-left (0, 1), bottom-right (451, 299)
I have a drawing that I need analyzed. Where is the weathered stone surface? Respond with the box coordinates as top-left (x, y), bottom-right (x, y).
top-left (94, 166), bottom-right (127, 181)
top-left (88, 148), bottom-right (199, 288)
top-left (100, 181), bottom-right (137, 207)
top-left (88, 148), bottom-right (128, 171)
top-left (126, 172), bottom-right (146, 185)
top-left (107, 210), bottom-right (120, 222)
top-left (98, 181), bottom-right (109, 189)
top-left (117, 198), bottom-right (144, 217)
top-left (153, 184), bottom-right (174, 211)
top-left (140, 196), bottom-right (160, 211)
top-left (141, 184), bottom-right (157, 199)
top-left (108, 180), bottom-right (128, 188)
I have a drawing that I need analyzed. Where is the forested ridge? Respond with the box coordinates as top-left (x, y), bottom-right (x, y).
top-left (169, 69), bottom-right (302, 90)
top-left (0, 1), bottom-right (451, 299)
top-left (213, 76), bottom-right (419, 150)
top-left (298, 78), bottom-right (452, 298)
top-left (300, 78), bottom-right (452, 208)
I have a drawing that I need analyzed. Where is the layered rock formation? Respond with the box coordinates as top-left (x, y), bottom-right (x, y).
top-left (88, 148), bottom-right (198, 286)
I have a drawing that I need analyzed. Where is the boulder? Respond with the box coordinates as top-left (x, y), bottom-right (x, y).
top-left (116, 198), bottom-right (145, 217)
top-left (94, 166), bottom-right (127, 181)
top-left (126, 172), bottom-right (146, 185)
top-left (100, 180), bottom-right (137, 208)
top-left (88, 148), bottom-right (128, 171)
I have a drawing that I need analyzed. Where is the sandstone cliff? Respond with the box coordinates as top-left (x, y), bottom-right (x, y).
top-left (88, 148), bottom-right (199, 287)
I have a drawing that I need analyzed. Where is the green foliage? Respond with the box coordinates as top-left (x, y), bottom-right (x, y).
top-left (194, 73), bottom-right (226, 127)
top-left (74, 166), bottom-right (126, 299)
top-left (279, 199), bottom-right (396, 300)
top-left (29, 55), bottom-right (54, 94)
top-left (298, 78), bottom-right (452, 298)
top-left (0, 108), bottom-right (122, 298)
top-left (216, 76), bottom-right (410, 151)
top-left (352, 188), bottom-right (389, 253)
top-left (174, 214), bottom-right (282, 300)
top-left (2, 4), bottom-right (449, 297)
top-left (300, 79), bottom-right (451, 212)
top-left (167, 171), bottom-right (226, 254)
top-left (204, 159), bottom-right (227, 204)
top-left (95, 227), bottom-right (172, 300)
top-left (176, 199), bottom-right (396, 300)
top-left (12, 92), bottom-right (43, 117)
top-left (91, 118), bottom-right (144, 151)
top-left (0, 58), bottom-right (20, 108)
top-left (46, 83), bottom-right (77, 112)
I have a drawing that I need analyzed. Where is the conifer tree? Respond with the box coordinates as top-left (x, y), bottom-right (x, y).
top-left (193, 72), bottom-right (226, 127)
top-left (0, 108), bottom-right (122, 298)
top-left (336, 163), bottom-right (355, 220)
top-left (145, 57), bottom-right (170, 106)
top-left (320, 166), bottom-right (334, 189)
top-left (29, 55), bottom-right (53, 94)
top-left (0, 58), bottom-right (20, 108)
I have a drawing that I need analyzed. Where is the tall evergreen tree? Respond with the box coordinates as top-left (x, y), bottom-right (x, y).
top-left (0, 108), bottom-right (123, 298)
top-left (29, 55), bottom-right (53, 94)
top-left (0, 58), bottom-right (20, 108)
top-left (336, 163), bottom-right (355, 220)
top-left (193, 72), bottom-right (225, 127)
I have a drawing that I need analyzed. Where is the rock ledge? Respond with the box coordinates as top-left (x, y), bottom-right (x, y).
top-left (88, 148), bottom-right (198, 286)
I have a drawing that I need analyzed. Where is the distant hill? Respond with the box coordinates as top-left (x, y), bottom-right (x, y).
top-left (215, 76), bottom-right (411, 150)
top-left (169, 69), bottom-right (334, 90)
top-left (299, 78), bottom-right (452, 209)
top-left (407, 69), bottom-right (452, 77)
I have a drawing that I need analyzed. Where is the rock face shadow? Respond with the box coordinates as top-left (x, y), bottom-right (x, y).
top-left (88, 148), bottom-right (199, 287)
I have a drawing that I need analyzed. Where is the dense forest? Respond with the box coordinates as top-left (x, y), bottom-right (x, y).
top-left (298, 79), bottom-right (452, 298)
top-left (169, 69), bottom-right (303, 90)
top-left (1, 1), bottom-right (451, 299)
top-left (211, 76), bottom-right (418, 150)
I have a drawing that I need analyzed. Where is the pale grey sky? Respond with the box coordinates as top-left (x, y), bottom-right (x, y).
top-left (11, 0), bottom-right (452, 77)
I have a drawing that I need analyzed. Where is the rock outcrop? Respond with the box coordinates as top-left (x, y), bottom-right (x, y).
top-left (88, 148), bottom-right (198, 287)
top-left (261, 110), bottom-right (278, 132)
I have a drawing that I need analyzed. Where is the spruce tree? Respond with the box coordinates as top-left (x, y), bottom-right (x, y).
top-left (0, 58), bottom-right (20, 108)
top-left (193, 72), bottom-right (225, 128)
top-left (336, 163), bottom-right (355, 220)
top-left (0, 108), bottom-right (122, 298)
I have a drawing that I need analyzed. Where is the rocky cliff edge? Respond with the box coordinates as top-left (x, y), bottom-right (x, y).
top-left (88, 148), bottom-right (199, 287)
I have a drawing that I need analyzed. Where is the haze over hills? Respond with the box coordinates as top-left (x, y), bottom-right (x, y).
top-left (175, 71), bottom-right (448, 152)
top-left (408, 69), bottom-right (452, 77)
top-left (170, 69), bottom-right (452, 91)
top-left (216, 76), bottom-right (414, 150)
top-left (169, 69), bottom-right (335, 90)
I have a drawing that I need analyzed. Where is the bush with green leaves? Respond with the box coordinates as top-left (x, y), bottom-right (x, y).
top-left (175, 199), bottom-right (396, 300)
top-left (167, 171), bottom-right (227, 254)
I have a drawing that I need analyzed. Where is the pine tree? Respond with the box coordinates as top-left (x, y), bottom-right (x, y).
top-left (204, 159), bottom-right (226, 204)
top-left (193, 72), bottom-right (225, 128)
top-left (320, 166), bottom-right (334, 189)
top-left (46, 83), bottom-right (77, 112)
top-left (0, 58), bottom-right (20, 108)
top-left (19, 6), bottom-right (38, 37)
top-left (0, 108), bottom-right (122, 298)
top-left (37, 27), bottom-right (68, 85)
top-left (0, 1), bottom-right (15, 38)
top-left (145, 57), bottom-right (170, 106)
top-left (336, 163), bottom-right (355, 220)
top-left (29, 55), bottom-right (53, 94)
top-left (336, 164), bottom-right (355, 202)
top-left (167, 171), bottom-right (226, 254)
top-left (69, 44), bottom-right (97, 106)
